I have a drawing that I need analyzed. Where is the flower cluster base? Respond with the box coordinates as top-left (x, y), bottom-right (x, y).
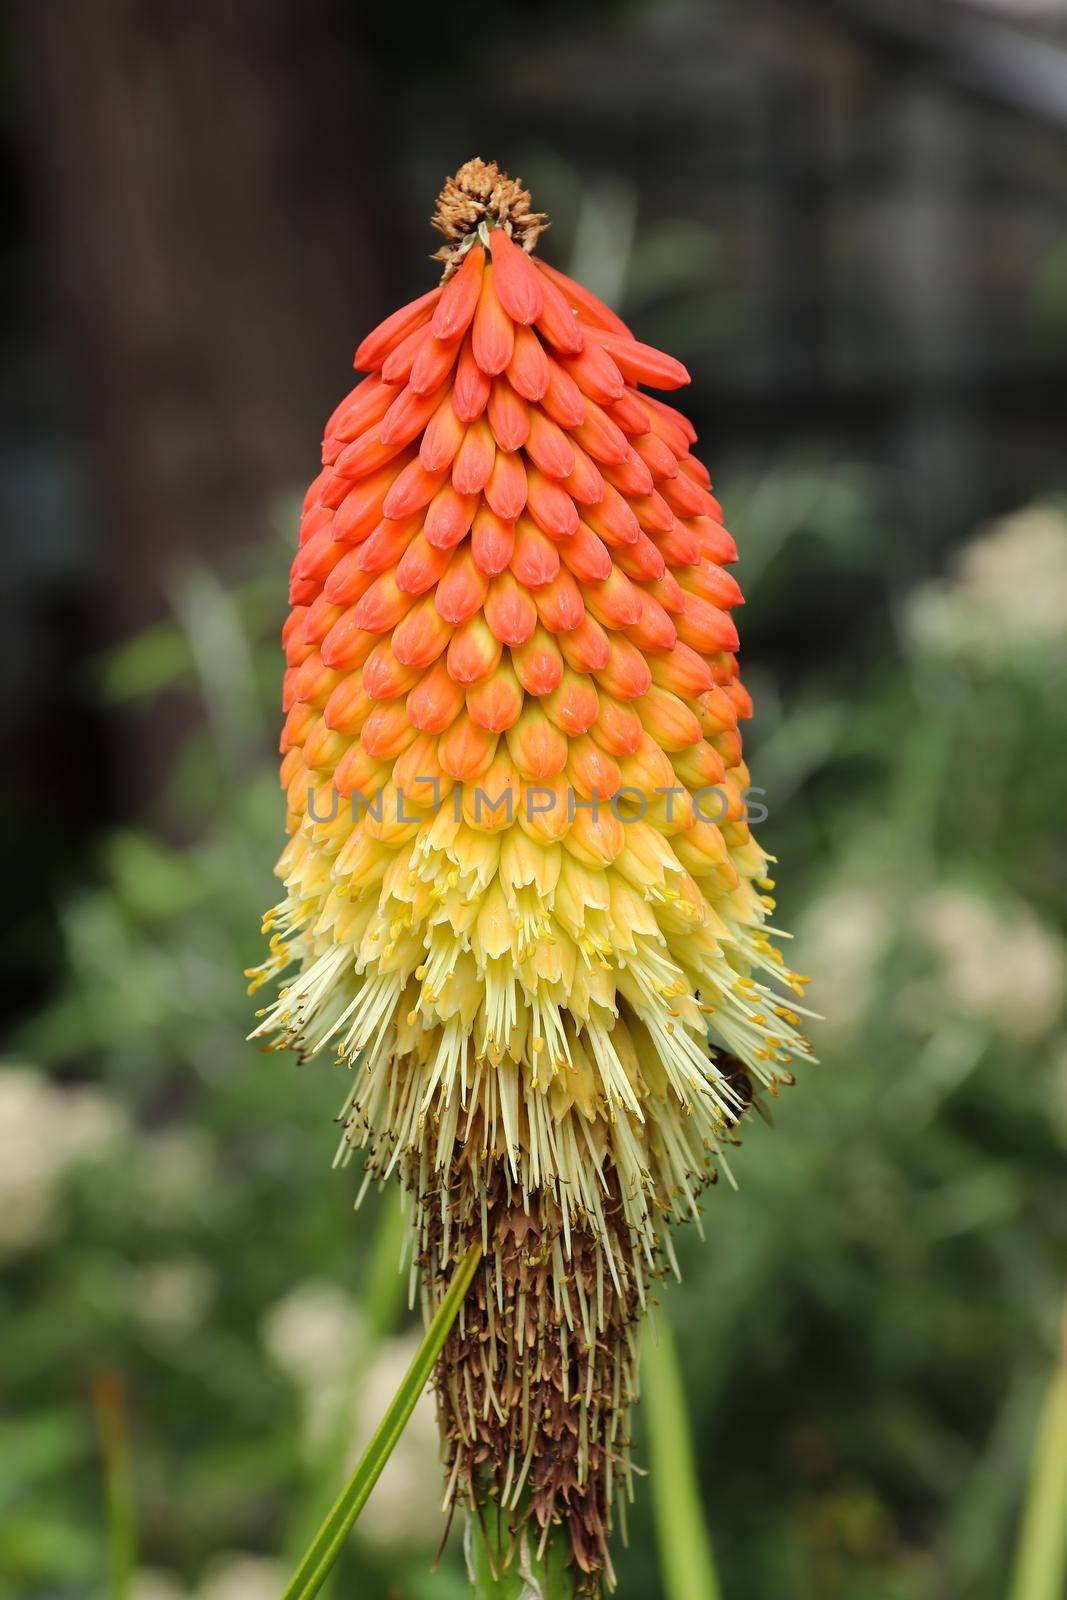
top-left (414, 1151), bottom-right (647, 1587)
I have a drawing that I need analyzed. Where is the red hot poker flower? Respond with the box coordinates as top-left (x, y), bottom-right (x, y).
top-left (251, 158), bottom-right (812, 1593)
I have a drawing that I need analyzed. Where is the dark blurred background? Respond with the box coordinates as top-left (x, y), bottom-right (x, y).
top-left (3, 3), bottom-right (1067, 1598)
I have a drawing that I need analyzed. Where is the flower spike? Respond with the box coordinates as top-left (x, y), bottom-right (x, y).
top-left (251, 158), bottom-right (812, 1595)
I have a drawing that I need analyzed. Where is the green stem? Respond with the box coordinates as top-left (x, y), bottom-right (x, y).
top-left (92, 1368), bottom-right (137, 1600)
top-left (1008, 1293), bottom-right (1067, 1600)
top-left (466, 1498), bottom-right (569, 1598)
top-left (280, 1238), bottom-right (482, 1600)
top-left (643, 1313), bottom-right (723, 1600)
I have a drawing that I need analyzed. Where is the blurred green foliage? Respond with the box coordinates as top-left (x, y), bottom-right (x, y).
top-left (4, 479), bottom-right (1065, 1600)
top-left (3, 197), bottom-right (1067, 1597)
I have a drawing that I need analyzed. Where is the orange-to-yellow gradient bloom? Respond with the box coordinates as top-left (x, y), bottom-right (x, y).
top-left (250, 160), bottom-right (812, 1588)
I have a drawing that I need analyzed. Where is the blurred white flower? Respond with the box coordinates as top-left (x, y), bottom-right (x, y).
top-left (261, 1281), bottom-right (443, 1550)
top-left (0, 1066), bottom-right (125, 1254)
top-left (262, 1280), bottom-right (358, 1377)
top-left (906, 504), bottom-right (1067, 663)
top-left (130, 1569), bottom-right (188, 1600)
top-left (796, 883), bottom-right (894, 1036)
top-left (351, 1330), bottom-right (442, 1550)
top-left (133, 1257), bottom-right (215, 1337)
top-left (196, 1554), bottom-right (284, 1600)
top-left (140, 1128), bottom-right (218, 1226)
top-left (915, 887), bottom-right (1067, 1043)
top-left (262, 1280), bottom-right (362, 1450)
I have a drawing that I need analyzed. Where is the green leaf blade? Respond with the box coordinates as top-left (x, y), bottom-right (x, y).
top-left (643, 1313), bottom-right (723, 1600)
top-left (280, 1239), bottom-right (482, 1600)
top-left (1009, 1303), bottom-right (1067, 1600)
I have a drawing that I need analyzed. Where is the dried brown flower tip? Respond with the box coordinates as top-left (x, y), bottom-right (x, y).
top-left (418, 1153), bottom-right (648, 1591)
top-left (431, 157), bottom-right (549, 275)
